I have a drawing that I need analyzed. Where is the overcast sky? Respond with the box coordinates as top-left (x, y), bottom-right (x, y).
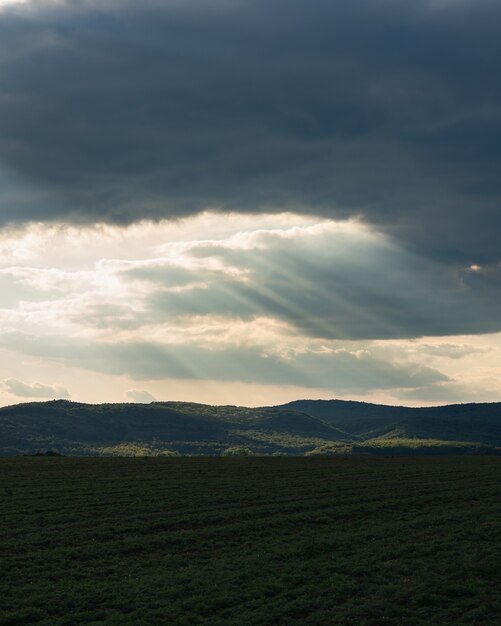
top-left (1, 0), bottom-right (501, 407)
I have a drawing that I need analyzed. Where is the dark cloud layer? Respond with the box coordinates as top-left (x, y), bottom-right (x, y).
top-left (1, 0), bottom-right (501, 262)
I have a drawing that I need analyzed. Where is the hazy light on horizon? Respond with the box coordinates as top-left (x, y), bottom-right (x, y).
top-left (0, 213), bottom-right (500, 407)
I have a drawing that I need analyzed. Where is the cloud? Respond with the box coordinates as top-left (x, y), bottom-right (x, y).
top-left (0, 0), bottom-right (500, 263)
top-left (1, 377), bottom-right (70, 399)
top-left (415, 343), bottom-right (489, 359)
top-left (2, 218), bottom-right (501, 340)
top-left (2, 216), bottom-right (501, 403)
top-left (395, 380), bottom-right (501, 405)
top-left (123, 222), bottom-right (501, 339)
top-left (125, 389), bottom-right (156, 403)
top-left (0, 331), bottom-right (447, 392)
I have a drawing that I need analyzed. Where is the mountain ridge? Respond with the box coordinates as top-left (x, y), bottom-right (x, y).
top-left (0, 398), bottom-right (500, 456)
top-left (278, 399), bottom-right (501, 445)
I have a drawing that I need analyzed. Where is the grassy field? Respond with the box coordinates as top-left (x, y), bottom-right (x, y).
top-left (1, 457), bottom-right (500, 625)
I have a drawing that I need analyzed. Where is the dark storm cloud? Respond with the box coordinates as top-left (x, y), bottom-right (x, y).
top-left (0, 0), bottom-right (501, 261)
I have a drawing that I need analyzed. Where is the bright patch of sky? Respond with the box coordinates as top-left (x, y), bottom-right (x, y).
top-left (1, 212), bottom-right (501, 407)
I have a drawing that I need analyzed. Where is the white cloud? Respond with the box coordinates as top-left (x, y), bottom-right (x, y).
top-left (125, 389), bottom-right (157, 403)
top-left (0, 0), bottom-right (29, 7)
top-left (1, 377), bottom-right (70, 399)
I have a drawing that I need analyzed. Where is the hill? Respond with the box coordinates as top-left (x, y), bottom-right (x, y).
top-left (0, 399), bottom-right (348, 456)
top-left (279, 399), bottom-right (501, 446)
top-left (0, 398), bottom-right (500, 456)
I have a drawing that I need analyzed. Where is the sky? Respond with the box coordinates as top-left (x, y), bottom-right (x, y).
top-left (1, 0), bottom-right (501, 407)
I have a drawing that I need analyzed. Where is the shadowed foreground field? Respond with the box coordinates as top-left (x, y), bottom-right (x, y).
top-left (1, 457), bottom-right (500, 625)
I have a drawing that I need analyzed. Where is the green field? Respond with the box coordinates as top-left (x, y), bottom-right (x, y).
top-left (1, 457), bottom-right (500, 625)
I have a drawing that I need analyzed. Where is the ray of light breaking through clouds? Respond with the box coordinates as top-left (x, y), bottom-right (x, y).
top-left (0, 215), bottom-right (499, 405)
top-left (1, 1), bottom-right (501, 405)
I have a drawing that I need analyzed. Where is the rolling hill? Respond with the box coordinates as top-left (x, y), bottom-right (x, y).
top-left (279, 399), bottom-right (501, 445)
top-left (0, 398), bottom-right (500, 456)
top-left (0, 399), bottom-right (348, 456)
